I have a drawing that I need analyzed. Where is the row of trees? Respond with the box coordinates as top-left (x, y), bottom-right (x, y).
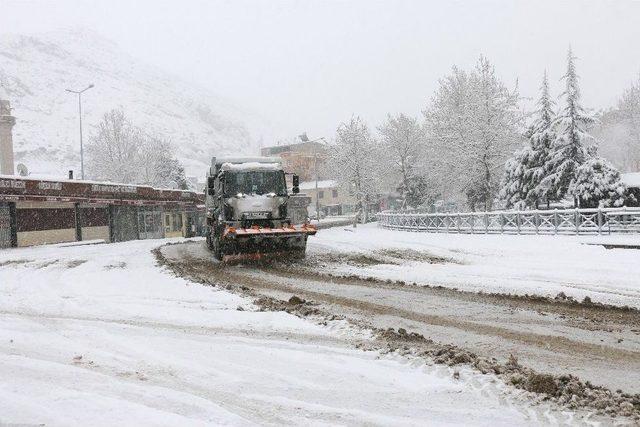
top-left (329, 49), bottom-right (638, 220)
top-left (501, 49), bottom-right (635, 209)
top-left (86, 109), bottom-right (188, 189)
top-left (329, 56), bottom-right (524, 220)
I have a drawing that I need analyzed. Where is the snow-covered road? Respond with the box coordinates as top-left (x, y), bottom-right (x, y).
top-left (0, 238), bottom-right (569, 426)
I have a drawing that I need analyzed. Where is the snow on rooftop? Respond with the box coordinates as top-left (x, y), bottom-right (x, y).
top-left (621, 172), bottom-right (640, 188)
top-left (299, 180), bottom-right (337, 190)
top-left (0, 174), bottom-right (198, 194)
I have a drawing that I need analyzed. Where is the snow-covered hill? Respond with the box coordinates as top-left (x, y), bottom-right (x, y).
top-left (0, 29), bottom-right (270, 179)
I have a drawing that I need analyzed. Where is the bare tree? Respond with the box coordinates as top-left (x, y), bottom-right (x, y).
top-left (377, 113), bottom-right (432, 208)
top-left (86, 109), bottom-right (141, 184)
top-left (424, 56), bottom-right (522, 211)
top-left (329, 116), bottom-right (380, 223)
top-left (87, 108), bottom-right (187, 189)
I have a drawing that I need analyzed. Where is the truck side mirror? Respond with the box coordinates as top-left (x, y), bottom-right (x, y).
top-left (207, 176), bottom-right (216, 196)
top-left (292, 175), bottom-right (300, 194)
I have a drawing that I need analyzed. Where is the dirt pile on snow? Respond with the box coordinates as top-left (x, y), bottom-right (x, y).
top-left (376, 327), bottom-right (640, 420)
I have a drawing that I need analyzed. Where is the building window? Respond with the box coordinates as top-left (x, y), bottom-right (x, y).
top-left (318, 190), bottom-right (324, 199)
top-left (332, 189), bottom-right (338, 198)
top-left (165, 214), bottom-right (171, 232)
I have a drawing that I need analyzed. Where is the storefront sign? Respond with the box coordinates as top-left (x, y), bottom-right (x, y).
top-left (38, 182), bottom-right (63, 191)
top-left (0, 179), bottom-right (26, 190)
top-left (91, 184), bottom-right (137, 194)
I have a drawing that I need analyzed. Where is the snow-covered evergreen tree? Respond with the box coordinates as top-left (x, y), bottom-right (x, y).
top-left (329, 116), bottom-right (380, 223)
top-left (527, 71), bottom-right (557, 206)
top-left (569, 157), bottom-right (633, 208)
top-left (499, 146), bottom-right (530, 209)
top-left (377, 114), bottom-right (432, 208)
top-left (500, 71), bottom-right (556, 209)
top-left (543, 48), bottom-right (594, 203)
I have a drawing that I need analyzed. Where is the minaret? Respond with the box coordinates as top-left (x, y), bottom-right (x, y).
top-left (0, 100), bottom-right (16, 175)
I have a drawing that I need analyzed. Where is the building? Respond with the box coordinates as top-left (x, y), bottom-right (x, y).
top-left (261, 140), bottom-right (328, 182)
top-left (0, 175), bottom-right (204, 249)
top-left (299, 180), bottom-right (355, 217)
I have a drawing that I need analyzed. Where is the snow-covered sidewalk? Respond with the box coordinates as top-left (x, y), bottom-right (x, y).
top-left (0, 238), bottom-right (555, 426)
top-left (310, 224), bottom-right (640, 308)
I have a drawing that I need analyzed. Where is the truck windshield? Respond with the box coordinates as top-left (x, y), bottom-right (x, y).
top-left (224, 171), bottom-right (287, 196)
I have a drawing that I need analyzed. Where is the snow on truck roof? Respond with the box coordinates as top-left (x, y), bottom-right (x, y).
top-left (220, 162), bottom-right (282, 171)
top-left (213, 156), bottom-right (282, 166)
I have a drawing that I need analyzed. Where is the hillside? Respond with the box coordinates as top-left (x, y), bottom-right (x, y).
top-left (0, 29), bottom-right (268, 179)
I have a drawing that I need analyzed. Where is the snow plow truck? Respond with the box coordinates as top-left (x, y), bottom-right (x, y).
top-left (205, 156), bottom-right (317, 261)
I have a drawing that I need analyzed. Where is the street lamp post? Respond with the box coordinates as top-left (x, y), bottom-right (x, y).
top-left (66, 84), bottom-right (94, 180)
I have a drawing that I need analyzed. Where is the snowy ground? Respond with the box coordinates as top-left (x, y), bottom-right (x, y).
top-left (0, 238), bottom-right (572, 426)
top-left (310, 224), bottom-right (640, 309)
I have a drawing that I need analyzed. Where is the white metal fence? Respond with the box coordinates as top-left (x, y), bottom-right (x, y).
top-left (377, 207), bottom-right (640, 235)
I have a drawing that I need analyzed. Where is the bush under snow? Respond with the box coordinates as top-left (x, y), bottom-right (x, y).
top-left (569, 157), bottom-right (633, 208)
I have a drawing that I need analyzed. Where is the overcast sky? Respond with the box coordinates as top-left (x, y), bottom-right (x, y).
top-left (3, 0), bottom-right (640, 141)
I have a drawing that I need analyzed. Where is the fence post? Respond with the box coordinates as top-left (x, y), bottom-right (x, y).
top-left (485, 212), bottom-right (489, 234)
top-left (597, 208), bottom-right (602, 235)
top-left (575, 208), bottom-right (580, 235)
top-left (499, 212), bottom-right (504, 234)
top-left (553, 209), bottom-right (558, 235)
top-left (516, 212), bottom-right (521, 235)
top-left (534, 211), bottom-right (539, 235)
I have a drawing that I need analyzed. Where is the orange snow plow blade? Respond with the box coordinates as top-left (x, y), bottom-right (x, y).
top-left (220, 224), bottom-right (317, 262)
top-left (223, 224), bottom-right (317, 238)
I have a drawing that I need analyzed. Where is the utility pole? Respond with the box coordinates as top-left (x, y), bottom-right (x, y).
top-left (66, 84), bottom-right (94, 180)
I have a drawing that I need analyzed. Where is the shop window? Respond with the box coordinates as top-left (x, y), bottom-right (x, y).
top-left (318, 190), bottom-right (324, 199)
top-left (165, 214), bottom-right (171, 232)
top-left (173, 213), bottom-right (183, 232)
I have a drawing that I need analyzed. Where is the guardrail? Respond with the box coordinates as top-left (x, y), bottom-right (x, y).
top-left (377, 207), bottom-right (640, 235)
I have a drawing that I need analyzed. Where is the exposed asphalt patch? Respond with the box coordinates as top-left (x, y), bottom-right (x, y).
top-left (305, 253), bottom-right (400, 267)
top-left (375, 248), bottom-right (455, 264)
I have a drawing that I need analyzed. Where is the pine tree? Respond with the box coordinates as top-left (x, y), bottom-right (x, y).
top-left (526, 71), bottom-right (557, 207)
top-left (544, 48), bottom-right (594, 204)
top-left (569, 157), bottom-right (633, 208)
top-left (499, 143), bottom-right (531, 209)
top-left (500, 71), bottom-right (556, 209)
